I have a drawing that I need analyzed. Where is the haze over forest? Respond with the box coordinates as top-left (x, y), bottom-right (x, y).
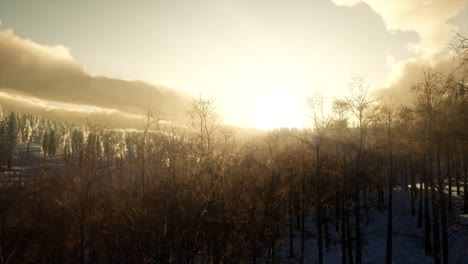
top-left (0, 1), bottom-right (467, 264)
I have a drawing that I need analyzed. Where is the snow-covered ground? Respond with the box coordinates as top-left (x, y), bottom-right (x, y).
top-left (273, 189), bottom-right (467, 264)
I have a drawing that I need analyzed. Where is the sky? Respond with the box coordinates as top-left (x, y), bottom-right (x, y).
top-left (0, 0), bottom-right (467, 129)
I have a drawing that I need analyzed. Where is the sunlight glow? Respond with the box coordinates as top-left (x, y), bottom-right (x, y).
top-left (251, 92), bottom-right (305, 130)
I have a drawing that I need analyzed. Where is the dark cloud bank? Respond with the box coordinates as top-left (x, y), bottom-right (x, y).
top-left (0, 26), bottom-right (190, 128)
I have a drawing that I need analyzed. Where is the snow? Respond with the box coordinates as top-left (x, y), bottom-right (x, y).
top-left (271, 189), bottom-right (467, 264)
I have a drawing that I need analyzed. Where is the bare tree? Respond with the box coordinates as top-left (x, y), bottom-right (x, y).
top-left (381, 95), bottom-right (399, 264)
top-left (306, 93), bottom-right (332, 264)
top-left (345, 77), bottom-right (378, 264)
top-left (138, 106), bottom-right (160, 197)
top-left (413, 69), bottom-right (451, 264)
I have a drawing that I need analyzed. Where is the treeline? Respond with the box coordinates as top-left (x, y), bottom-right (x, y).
top-left (0, 108), bottom-right (76, 165)
top-left (0, 38), bottom-right (467, 264)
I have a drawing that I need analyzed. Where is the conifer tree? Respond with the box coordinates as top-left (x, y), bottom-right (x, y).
top-left (48, 130), bottom-right (57, 157)
top-left (42, 131), bottom-right (49, 158)
top-left (7, 112), bottom-right (18, 170)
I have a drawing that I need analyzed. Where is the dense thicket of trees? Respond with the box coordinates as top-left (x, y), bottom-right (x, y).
top-left (0, 37), bottom-right (466, 264)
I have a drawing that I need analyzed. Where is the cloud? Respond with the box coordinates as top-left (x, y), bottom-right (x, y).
top-left (0, 25), bottom-right (190, 126)
top-left (331, 0), bottom-right (468, 105)
top-left (331, 0), bottom-right (467, 57)
top-left (373, 56), bottom-right (467, 105)
top-left (0, 91), bottom-right (143, 128)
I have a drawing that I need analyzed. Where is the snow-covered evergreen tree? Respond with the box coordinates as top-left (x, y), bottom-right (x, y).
top-left (48, 130), bottom-right (56, 157)
top-left (125, 132), bottom-right (135, 161)
top-left (116, 131), bottom-right (127, 160)
top-left (6, 112), bottom-right (18, 169)
top-left (0, 107), bottom-right (5, 168)
top-left (71, 129), bottom-right (85, 162)
top-left (23, 118), bottom-right (32, 156)
top-left (103, 134), bottom-right (114, 162)
top-left (42, 131), bottom-right (48, 158)
top-left (24, 119), bottom-right (32, 142)
top-left (60, 131), bottom-right (72, 163)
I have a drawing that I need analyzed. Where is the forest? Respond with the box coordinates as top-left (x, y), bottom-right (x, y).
top-left (0, 33), bottom-right (467, 264)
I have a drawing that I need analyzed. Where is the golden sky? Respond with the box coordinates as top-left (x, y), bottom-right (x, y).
top-left (0, 0), bottom-right (467, 129)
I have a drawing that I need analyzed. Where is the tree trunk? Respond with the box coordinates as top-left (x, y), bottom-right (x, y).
top-left (354, 188), bottom-right (361, 264)
top-left (437, 139), bottom-right (448, 264)
top-left (423, 157), bottom-right (432, 255)
top-left (430, 153), bottom-right (441, 264)
top-left (377, 187), bottom-right (384, 211)
top-left (80, 216), bottom-right (85, 264)
top-left (385, 139), bottom-right (394, 264)
top-left (432, 192), bottom-right (441, 264)
top-left (289, 192), bottom-right (294, 259)
top-left (252, 239), bottom-right (256, 264)
top-left (299, 173), bottom-right (305, 264)
top-left (417, 179), bottom-right (423, 228)
top-left (325, 207), bottom-right (330, 251)
top-left (411, 162), bottom-right (416, 216)
top-left (447, 144), bottom-right (452, 212)
top-left (341, 196), bottom-right (347, 264)
top-left (464, 151), bottom-right (468, 214)
top-left (440, 189), bottom-right (448, 264)
top-left (385, 178), bottom-right (393, 264)
top-left (317, 204), bottom-right (324, 264)
top-left (456, 153), bottom-right (460, 196)
top-left (300, 210), bottom-right (305, 264)
top-left (363, 186), bottom-right (369, 225)
top-left (316, 143), bottom-right (324, 264)
top-left (336, 193), bottom-right (340, 232)
top-left (404, 161), bottom-right (409, 191)
top-left (0, 213), bottom-right (5, 264)
top-left (346, 207), bottom-right (354, 264)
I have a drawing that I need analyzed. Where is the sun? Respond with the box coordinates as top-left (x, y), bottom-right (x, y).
top-left (251, 92), bottom-right (305, 130)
